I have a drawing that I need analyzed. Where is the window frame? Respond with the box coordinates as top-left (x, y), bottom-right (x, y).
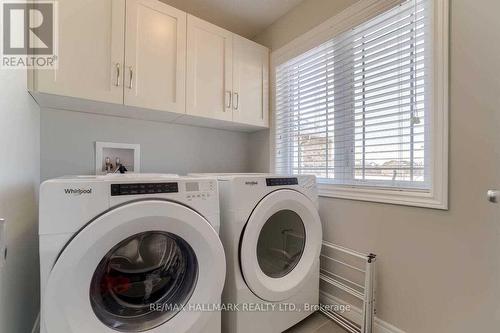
top-left (270, 0), bottom-right (449, 209)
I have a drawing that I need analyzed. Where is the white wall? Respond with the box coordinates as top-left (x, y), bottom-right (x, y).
top-left (0, 70), bottom-right (40, 333)
top-left (40, 109), bottom-right (252, 180)
top-left (252, 0), bottom-right (500, 331)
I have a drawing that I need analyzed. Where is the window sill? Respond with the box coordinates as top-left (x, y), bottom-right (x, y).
top-left (317, 183), bottom-right (448, 210)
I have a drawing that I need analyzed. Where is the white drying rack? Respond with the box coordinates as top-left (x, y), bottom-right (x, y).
top-left (319, 241), bottom-right (376, 333)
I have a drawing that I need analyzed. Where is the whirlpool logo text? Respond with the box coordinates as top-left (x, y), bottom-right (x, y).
top-left (64, 188), bottom-right (92, 196)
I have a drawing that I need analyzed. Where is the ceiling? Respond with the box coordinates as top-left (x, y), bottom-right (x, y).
top-left (160, 0), bottom-right (305, 38)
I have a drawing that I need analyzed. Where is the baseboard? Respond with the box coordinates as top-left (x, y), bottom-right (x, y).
top-left (319, 291), bottom-right (406, 333)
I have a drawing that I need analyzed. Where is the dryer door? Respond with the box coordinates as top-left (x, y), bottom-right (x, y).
top-left (240, 190), bottom-right (322, 302)
top-left (43, 200), bottom-right (225, 333)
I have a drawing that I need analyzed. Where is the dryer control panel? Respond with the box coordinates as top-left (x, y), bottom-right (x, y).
top-left (266, 177), bottom-right (298, 186)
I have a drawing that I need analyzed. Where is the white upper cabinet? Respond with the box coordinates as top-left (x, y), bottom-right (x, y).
top-left (186, 15), bottom-right (233, 122)
top-left (29, 0), bottom-right (269, 130)
top-left (124, 0), bottom-right (186, 114)
top-left (186, 16), bottom-right (269, 127)
top-left (232, 36), bottom-right (269, 127)
top-left (30, 0), bottom-right (125, 104)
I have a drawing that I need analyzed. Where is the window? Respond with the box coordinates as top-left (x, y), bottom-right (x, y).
top-left (273, 0), bottom-right (448, 208)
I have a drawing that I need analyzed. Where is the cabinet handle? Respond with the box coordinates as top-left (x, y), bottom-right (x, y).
top-left (225, 91), bottom-right (232, 109)
top-left (114, 63), bottom-right (121, 87)
top-left (0, 218), bottom-right (5, 268)
top-left (233, 92), bottom-right (239, 110)
top-left (128, 66), bottom-right (134, 89)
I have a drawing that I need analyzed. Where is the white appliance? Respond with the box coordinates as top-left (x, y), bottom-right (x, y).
top-left (39, 174), bottom-right (226, 333)
top-left (190, 173), bottom-right (322, 333)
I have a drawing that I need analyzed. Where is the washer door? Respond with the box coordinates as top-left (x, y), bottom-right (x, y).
top-left (240, 190), bottom-right (322, 302)
top-left (43, 200), bottom-right (225, 333)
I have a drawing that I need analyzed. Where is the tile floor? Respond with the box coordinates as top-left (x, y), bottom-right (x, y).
top-left (285, 312), bottom-right (347, 333)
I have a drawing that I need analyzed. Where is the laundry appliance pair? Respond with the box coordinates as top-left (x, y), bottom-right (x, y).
top-left (39, 173), bottom-right (322, 333)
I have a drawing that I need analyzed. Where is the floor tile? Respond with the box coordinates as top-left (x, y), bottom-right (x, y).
top-left (315, 321), bottom-right (349, 333)
top-left (285, 312), bottom-right (347, 333)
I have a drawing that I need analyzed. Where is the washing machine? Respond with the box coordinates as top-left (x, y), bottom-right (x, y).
top-left (39, 174), bottom-right (226, 333)
top-left (189, 174), bottom-right (322, 333)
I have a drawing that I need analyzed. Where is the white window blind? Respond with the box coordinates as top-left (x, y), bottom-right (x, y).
top-left (275, 0), bottom-right (432, 190)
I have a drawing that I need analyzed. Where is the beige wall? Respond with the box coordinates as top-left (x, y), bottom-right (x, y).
top-left (253, 0), bottom-right (358, 49)
top-left (252, 0), bottom-right (500, 331)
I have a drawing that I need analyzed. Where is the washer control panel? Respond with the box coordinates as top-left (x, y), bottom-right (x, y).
top-left (185, 181), bottom-right (216, 201)
top-left (111, 182), bottom-right (179, 196)
top-left (266, 177), bottom-right (298, 186)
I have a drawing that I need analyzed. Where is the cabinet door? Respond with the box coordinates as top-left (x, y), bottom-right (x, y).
top-left (124, 0), bottom-right (186, 114)
top-left (32, 0), bottom-right (125, 104)
top-left (186, 15), bottom-right (233, 121)
top-left (232, 36), bottom-right (269, 127)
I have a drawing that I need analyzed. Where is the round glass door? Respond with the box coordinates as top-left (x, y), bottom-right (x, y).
top-left (256, 210), bottom-right (306, 278)
top-left (240, 189), bottom-right (322, 301)
top-left (89, 231), bottom-right (198, 332)
top-left (43, 200), bottom-right (226, 333)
